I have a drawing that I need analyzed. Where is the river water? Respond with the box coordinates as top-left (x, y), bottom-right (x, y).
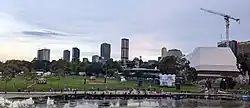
top-left (1, 94), bottom-right (250, 108)
top-left (32, 99), bottom-right (250, 108)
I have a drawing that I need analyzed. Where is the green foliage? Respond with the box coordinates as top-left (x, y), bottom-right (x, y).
top-left (0, 59), bottom-right (123, 80)
top-left (237, 53), bottom-right (250, 74)
top-left (159, 56), bottom-right (181, 74)
top-left (159, 56), bottom-right (197, 82)
top-left (0, 76), bottom-right (200, 92)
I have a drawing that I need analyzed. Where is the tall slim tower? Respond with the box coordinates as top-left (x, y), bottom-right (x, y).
top-left (161, 47), bottom-right (168, 58)
top-left (100, 43), bottom-right (111, 61)
top-left (72, 47), bottom-right (80, 62)
top-left (63, 50), bottom-right (70, 62)
top-left (121, 38), bottom-right (129, 66)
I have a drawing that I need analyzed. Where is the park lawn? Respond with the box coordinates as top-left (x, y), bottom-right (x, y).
top-left (0, 76), bottom-right (200, 92)
top-left (0, 77), bottom-right (33, 92)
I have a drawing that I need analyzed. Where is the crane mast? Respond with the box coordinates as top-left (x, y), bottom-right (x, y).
top-left (200, 8), bottom-right (240, 47)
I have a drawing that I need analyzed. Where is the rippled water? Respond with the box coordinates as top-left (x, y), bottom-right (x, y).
top-left (1, 95), bottom-right (250, 108)
top-left (32, 99), bottom-right (250, 108)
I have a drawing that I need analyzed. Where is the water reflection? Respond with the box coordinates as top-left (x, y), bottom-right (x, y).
top-left (1, 97), bottom-right (250, 108)
top-left (48, 99), bottom-right (250, 108)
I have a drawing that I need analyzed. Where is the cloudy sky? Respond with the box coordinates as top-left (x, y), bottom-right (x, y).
top-left (0, 0), bottom-right (249, 61)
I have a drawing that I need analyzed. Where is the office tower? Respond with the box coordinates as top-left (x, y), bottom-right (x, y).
top-left (161, 47), bottom-right (168, 58)
top-left (100, 43), bottom-right (111, 61)
top-left (72, 47), bottom-right (80, 62)
top-left (63, 50), bottom-right (70, 62)
top-left (37, 48), bottom-right (50, 61)
top-left (121, 38), bottom-right (129, 65)
top-left (218, 40), bottom-right (238, 56)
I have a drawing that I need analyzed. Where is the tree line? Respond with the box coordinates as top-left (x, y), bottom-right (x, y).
top-left (0, 56), bottom-right (196, 77)
top-left (0, 59), bottom-right (123, 77)
top-left (237, 53), bottom-right (250, 75)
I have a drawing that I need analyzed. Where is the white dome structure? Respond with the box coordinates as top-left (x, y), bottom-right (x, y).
top-left (186, 47), bottom-right (240, 78)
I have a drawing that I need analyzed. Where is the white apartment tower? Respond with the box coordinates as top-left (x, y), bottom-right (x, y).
top-left (121, 38), bottom-right (129, 66)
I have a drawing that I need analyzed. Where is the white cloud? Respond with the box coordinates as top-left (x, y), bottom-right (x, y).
top-left (0, 12), bottom-right (32, 34)
top-left (0, 12), bottom-right (96, 61)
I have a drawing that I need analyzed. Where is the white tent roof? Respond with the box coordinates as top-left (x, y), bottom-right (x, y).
top-left (185, 47), bottom-right (239, 72)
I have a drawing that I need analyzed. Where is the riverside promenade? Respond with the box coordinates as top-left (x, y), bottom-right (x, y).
top-left (0, 91), bottom-right (243, 100)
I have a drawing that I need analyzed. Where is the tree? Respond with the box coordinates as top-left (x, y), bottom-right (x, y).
top-left (50, 60), bottom-right (57, 72)
top-left (237, 53), bottom-right (250, 75)
top-left (85, 62), bottom-right (103, 75)
top-left (71, 61), bottom-right (80, 75)
top-left (185, 67), bottom-right (197, 83)
top-left (4, 62), bottom-right (19, 77)
top-left (23, 71), bottom-right (37, 88)
top-left (79, 61), bottom-right (90, 72)
top-left (113, 61), bottom-right (123, 72)
top-left (2, 68), bottom-right (12, 92)
top-left (0, 61), bottom-right (4, 72)
top-left (159, 56), bottom-right (197, 83)
top-left (64, 62), bottom-right (71, 75)
top-left (107, 69), bottom-right (118, 76)
top-left (158, 56), bottom-right (179, 74)
top-left (55, 68), bottom-right (65, 77)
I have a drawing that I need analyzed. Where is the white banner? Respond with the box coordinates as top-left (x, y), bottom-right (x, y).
top-left (159, 74), bottom-right (176, 87)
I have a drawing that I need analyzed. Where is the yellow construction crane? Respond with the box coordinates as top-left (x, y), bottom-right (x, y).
top-left (200, 8), bottom-right (240, 47)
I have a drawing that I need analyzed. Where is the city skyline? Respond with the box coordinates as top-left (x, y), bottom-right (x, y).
top-left (0, 0), bottom-right (249, 61)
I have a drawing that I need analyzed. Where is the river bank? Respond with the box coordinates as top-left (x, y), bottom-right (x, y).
top-left (0, 90), bottom-right (243, 101)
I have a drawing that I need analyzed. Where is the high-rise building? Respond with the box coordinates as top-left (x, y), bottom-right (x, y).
top-left (161, 47), bottom-right (168, 58)
top-left (63, 50), bottom-right (70, 62)
top-left (238, 41), bottom-right (250, 55)
top-left (37, 48), bottom-right (50, 61)
top-left (218, 40), bottom-right (238, 56)
top-left (100, 43), bottom-right (111, 61)
top-left (72, 47), bottom-right (80, 62)
top-left (121, 38), bottom-right (129, 65)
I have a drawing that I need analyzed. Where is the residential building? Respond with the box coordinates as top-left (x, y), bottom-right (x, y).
top-left (72, 47), bottom-right (80, 62)
top-left (238, 41), bottom-right (250, 55)
top-left (100, 43), bottom-right (111, 61)
top-left (37, 48), bottom-right (50, 61)
top-left (63, 50), bottom-right (70, 62)
top-left (121, 38), bottom-right (129, 66)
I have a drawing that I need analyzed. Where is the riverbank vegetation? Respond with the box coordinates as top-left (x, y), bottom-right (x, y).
top-left (0, 56), bottom-right (202, 92)
top-left (0, 76), bottom-right (200, 92)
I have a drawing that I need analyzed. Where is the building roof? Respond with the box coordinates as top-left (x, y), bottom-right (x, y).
top-left (185, 47), bottom-right (239, 72)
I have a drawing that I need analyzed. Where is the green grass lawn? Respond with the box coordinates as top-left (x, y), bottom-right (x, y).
top-left (0, 76), bottom-right (200, 92)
